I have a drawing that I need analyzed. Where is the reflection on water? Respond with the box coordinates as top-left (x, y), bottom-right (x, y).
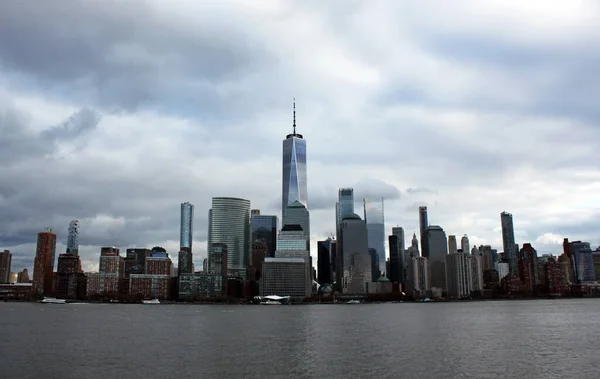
top-left (1, 299), bottom-right (599, 379)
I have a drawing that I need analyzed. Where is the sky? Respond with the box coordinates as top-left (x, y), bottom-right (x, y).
top-left (1, 0), bottom-right (599, 273)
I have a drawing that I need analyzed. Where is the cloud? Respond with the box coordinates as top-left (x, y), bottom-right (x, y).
top-left (1, 0), bottom-right (599, 274)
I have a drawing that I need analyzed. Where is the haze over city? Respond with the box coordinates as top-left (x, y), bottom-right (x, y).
top-left (1, 0), bottom-right (599, 274)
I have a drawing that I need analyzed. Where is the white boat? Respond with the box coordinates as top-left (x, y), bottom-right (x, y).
top-left (260, 300), bottom-right (282, 305)
top-left (142, 299), bottom-right (160, 304)
top-left (347, 300), bottom-right (361, 304)
top-left (40, 297), bottom-right (66, 304)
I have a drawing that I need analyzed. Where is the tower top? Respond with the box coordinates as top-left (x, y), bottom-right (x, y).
top-left (286, 98), bottom-right (303, 139)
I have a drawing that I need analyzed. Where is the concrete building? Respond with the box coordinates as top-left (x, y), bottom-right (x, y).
top-left (129, 274), bottom-right (171, 300)
top-left (33, 230), bottom-right (57, 296)
top-left (406, 256), bottom-right (430, 299)
top-left (470, 249), bottom-right (484, 293)
top-left (448, 235), bottom-right (458, 254)
top-left (178, 273), bottom-right (217, 299)
top-left (446, 252), bottom-right (472, 298)
top-left (0, 250), bottom-right (11, 284)
top-left (260, 257), bottom-right (310, 300)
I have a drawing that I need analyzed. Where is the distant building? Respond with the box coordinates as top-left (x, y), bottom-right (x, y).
top-left (519, 243), bottom-right (538, 295)
top-left (208, 197), bottom-right (251, 279)
top-left (251, 214), bottom-right (278, 257)
top-left (260, 257), bottom-right (310, 300)
top-left (250, 239), bottom-right (268, 281)
top-left (446, 252), bottom-right (471, 298)
top-left (461, 235), bottom-right (470, 256)
top-left (495, 262), bottom-right (510, 282)
top-left (501, 211), bottom-right (518, 276)
top-left (179, 273), bottom-right (217, 299)
top-left (281, 104), bottom-right (308, 215)
top-left (338, 213), bottom-right (371, 294)
top-left (129, 274), bottom-right (171, 300)
top-left (407, 256), bottom-right (430, 299)
top-left (447, 235), bottom-right (458, 254)
top-left (419, 206), bottom-right (428, 258)
top-left (336, 188), bottom-right (354, 240)
top-left (364, 197), bottom-right (385, 276)
top-left (388, 234), bottom-right (402, 285)
top-left (98, 247), bottom-right (123, 296)
top-left (317, 238), bottom-right (336, 285)
top-left (569, 241), bottom-right (595, 283)
top-left (55, 254), bottom-right (85, 299)
top-left (470, 248), bottom-right (484, 293)
top-left (33, 230), bottom-right (57, 296)
top-left (178, 250), bottom-right (193, 276)
top-left (17, 268), bottom-right (30, 283)
top-left (66, 220), bottom-right (80, 255)
top-left (180, 202), bottom-right (194, 253)
top-left (282, 201), bottom-right (310, 252)
top-left (424, 225), bottom-right (448, 294)
top-left (0, 250), bottom-right (12, 284)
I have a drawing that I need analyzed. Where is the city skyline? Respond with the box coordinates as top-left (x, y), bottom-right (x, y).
top-left (1, 1), bottom-right (600, 274)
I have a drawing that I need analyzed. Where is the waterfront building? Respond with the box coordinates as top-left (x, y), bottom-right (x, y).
top-left (569, 241), bottom-right (596, 283)
top-left (207, 197), bottom-right (251, 278)
top-left (337, 213), bottom-right (371, 294)
top-left (317, 238), bottom-right (336, 285)
top-left (178, 273), bottom-right (217, 299)
top-left (406, 256), bottom-right (430, 299)
top-left (17, 268), bottom-right (29, 283)
top-left (129, 274), bottom-right (171, 300)
top-left (419, 206), bottom-right (428, 257)
top-left (448, 235), bottom-right (458, 254)
top-left (33, 229), bottom-right (57, 296)
top-left (260, 257), bottom-right (311, 301)
top-left (519, 243), bottom-right (538, 294)
top-left (336, 188), bottom-right (354, 240)
top-left (98, 247), bottom-right (123, 296)
top-left (55, 253), bottom-right (85, 299)
top-left (0, 250), bottom-right (11, 284)
top-left (281, 202), bottom-right (310, 252)
top-left (495, 262), bottom-right (510, 282)
top-left (446, 252), bottom-right (472, 298)
top-left (424, 225), bottom-right (448, 294)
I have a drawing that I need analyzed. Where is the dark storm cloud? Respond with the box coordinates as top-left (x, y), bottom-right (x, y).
top-left (0, 1), bottom-right (271, 113)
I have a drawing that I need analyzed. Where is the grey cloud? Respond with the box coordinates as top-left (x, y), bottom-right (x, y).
top-left (0, 1), bottom-right (272, 113)
top-left (406, 187), bottom-right (437, 195)
top-left (40, 108), bottom-right (100, 141)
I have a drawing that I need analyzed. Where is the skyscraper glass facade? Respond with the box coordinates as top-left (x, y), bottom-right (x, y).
top-left (208, 197), bottom-right (251, 278)
top-left (180, 202), bottom-right (194, 252)
top-left (66, 220), bottom-right (79, 255)
top-left (282, 135), bottom-right (307, 216)
top-left (501, 211), bottom-right (517, 275)
top-left (364, 197), bottom-right (385, 276)
top-left (251, 215), bottom-right (278, 257)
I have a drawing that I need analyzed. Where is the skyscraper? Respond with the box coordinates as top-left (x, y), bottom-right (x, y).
top-left (33, 229), bottom-right (57, 296)
top-left (208, 197), bottom-right (251, 278)
top-left (282, 100), bottom-right (307, 216)
top-left (338, 213), bottom-right (371, 294)
top-left (282, 201), bottom-right (310, 252)
top-left (501, 211), bottom-right (517, 275)
top-left (251, 213), bottom-right (278, 257)
top-left (336, 188), bottom-right (354, 236)
top-left (419, 206), bottom-right (429, 257)
top-left (66, 220), bottom-right (79, 255)
top-left (461, 234), bottom-right (470, 255)
top-left (0, 250), bottom-right (11, 284)
top-left (364, 197), bottom-right (385, 276)
top-left (391, 227), bottom-right (405, 251)
top-left (448, 235), bottom-right (458, 254)
top-left (424, 225), bottom-right (448, 294)
top-left (180, 202), bottom-right (194, 253)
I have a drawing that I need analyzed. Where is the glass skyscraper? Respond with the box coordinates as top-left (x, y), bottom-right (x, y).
top-left (180, 202), bottom-right (194, 252)
top-left (66, 220), bottom-right (79, 255)
top-left (501, 211), bottom-right (517, 275)
top-left (208, 197), bottom-right (251, 278)
top-left (336, 188), bottom-right (354, 227)
top-left (282, 101), bottom-right (307, 216)
top-left (251, 214), bottom-right (278, 257)
top-left (364, 197), bottom-right (386, 276)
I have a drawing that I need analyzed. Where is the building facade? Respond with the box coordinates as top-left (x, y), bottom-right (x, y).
top-left (33, 230), bottom-right (57, 296)
top-left (180, 202), bottom-right (194, 253)
top-left (251, 214), bottom-right (278, 257)
top-left (501, 211), bottom-right (518, 275)
top-left (208, 197), bottom-right (251, 278)
top-left (66, 220), bottom-right (80, 255)
top-left (364, 197), bottom-right (385, 276)
top-left (0, 250), bottom-right (11, 284)
top-left (281, 102), bottom-right (308, 215)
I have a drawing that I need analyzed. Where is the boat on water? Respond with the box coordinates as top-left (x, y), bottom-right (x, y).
top-left (142, 299), bottom-right (160, 304)
top-left (260, 300), bottom-right (282, 305)
top-left (40, 297), bottom-right (66, 304)
top-left (347, 300), bottom-right (361, 304)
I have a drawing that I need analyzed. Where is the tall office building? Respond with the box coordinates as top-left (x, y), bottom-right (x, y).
top-left (419, 206), bottom-right (429, 257)
top-left (0, 250), bottom-right (11, 284)
top-left (317, 238), bottom-right (336, 285)
top-left (282, 100), bottom-right (308, 216)
top-left (388, 235), bottom-right (402, 284)
top-left (446, 251), bottom-right (472, 298)
top-left (424, 225), bottom-right (448, 294)
top-left (569, 241), bottom-right (595, 283)
top-left (448, 235), bottom-right (458, 254)
top-left (501, 211), bottom-right (517, 275)
top-left (461, 235), bottom-right (470, 255)
top-left (208, 197), bottom-right (251, 278)
top-left (338, 213), bottom-right (371, 294)
top-left (33, 229), bottom-right (57, 296)
top-left (282, 201), bottom-right (310, 252)
top-left (407, 256), bottom-right (430, 299)
top-left (391, 227), bottom-right (405, 251)
top-left (180, 202), bottom-right (194, 253)
top-left (251, 213), bottom-right (278, 257)
top-left (364, 197), bottom-right (385, 276)
top-left (66, 220), bottom-right (80, 255)
top-left (336, 188), bottom-right (354, 237)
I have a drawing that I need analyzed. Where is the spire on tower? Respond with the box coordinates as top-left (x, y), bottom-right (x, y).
top-left (293, 98), bottom-right (296, 134)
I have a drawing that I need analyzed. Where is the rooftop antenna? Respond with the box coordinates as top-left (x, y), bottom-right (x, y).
top-left (293, 98), bottom-right (296, 135)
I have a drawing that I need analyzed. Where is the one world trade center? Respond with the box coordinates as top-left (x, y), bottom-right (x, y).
top-left (282, 100), bottom-right (308, 216)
